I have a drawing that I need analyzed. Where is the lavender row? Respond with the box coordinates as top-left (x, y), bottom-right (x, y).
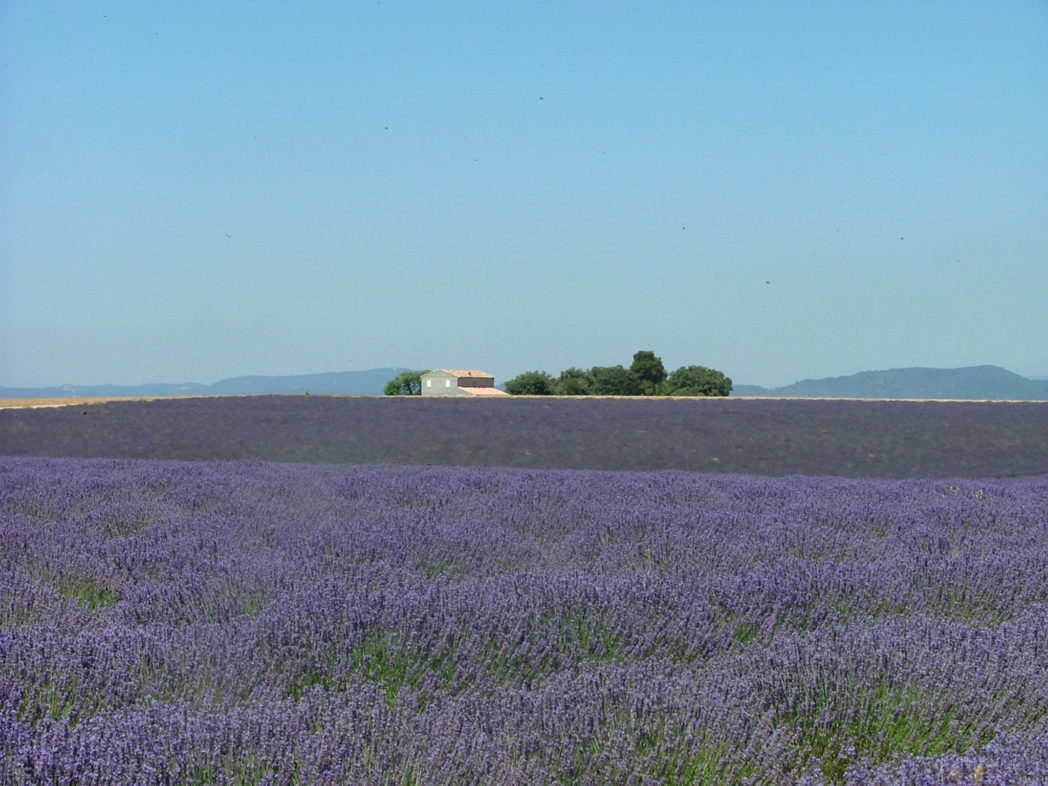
top-left (2, 457), bottom-right (1047, 783)
top-left (3, 395), bottom-right (1047, 477)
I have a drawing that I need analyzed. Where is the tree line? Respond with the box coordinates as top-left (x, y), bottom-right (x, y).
top-left (504, 351), bottom-right (731, 396)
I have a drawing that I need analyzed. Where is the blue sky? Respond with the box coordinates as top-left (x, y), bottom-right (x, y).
top-left (2, 1), bottom-right (1046, 388)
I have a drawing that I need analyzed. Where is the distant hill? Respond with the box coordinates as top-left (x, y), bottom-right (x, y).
top-left (734, 365), bottom-right (1048, 400)
top-left (0, 368), bottom-right (409, 399)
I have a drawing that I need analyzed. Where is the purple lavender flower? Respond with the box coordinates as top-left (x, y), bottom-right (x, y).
top-left (2, 457), bottom-right (1045, 783)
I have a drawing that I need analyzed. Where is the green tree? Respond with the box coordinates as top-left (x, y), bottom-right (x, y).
top-left (629, 350), bottom-right (667, 395)
top-left (589, 365), bottom-right (643, 396)
top-left (505, 371), bottom-right (556, 395)
top-left (384, 370), bottom-right (428, 395)
top-left (665, 365), bottom-right (732, 396)
top-left (554, 367), bottom-right (593, 395)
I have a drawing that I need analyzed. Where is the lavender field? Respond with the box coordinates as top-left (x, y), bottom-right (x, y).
top-left (2, 457), bottom-right (1046, 784)
top-left (2, 396), bottom-right (1048, 477)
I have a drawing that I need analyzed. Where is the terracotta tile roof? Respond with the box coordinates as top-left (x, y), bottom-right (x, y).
top-left (439, 369), bottom-right (494, 379)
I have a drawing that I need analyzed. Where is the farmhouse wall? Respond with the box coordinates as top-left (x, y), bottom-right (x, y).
top-left (421, 370), bottom-right (455, 396)
top-left (458, 376), bottom-right (494, 388)
top-left (421, 369), bottom-right (500, 396)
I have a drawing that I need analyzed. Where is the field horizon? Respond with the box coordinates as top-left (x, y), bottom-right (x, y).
top-left (2, 395), bottom-right (1046, 479)
top-left (6, 392), bottom-right (1048, 411)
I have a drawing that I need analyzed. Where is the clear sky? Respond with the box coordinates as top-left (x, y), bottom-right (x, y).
top-left (2, 1), bottom-right (1046, 388)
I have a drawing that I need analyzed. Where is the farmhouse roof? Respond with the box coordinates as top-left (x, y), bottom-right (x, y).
top-left (438, 369), bottom-right (495, 379)
top-left (459, 386), bottom-right (510, 396)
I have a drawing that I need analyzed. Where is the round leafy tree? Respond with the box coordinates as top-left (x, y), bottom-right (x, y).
top-left (665, 365), bottom-right (732, 396)
top-left (555, 367), bottom-right (594, 395)
top-left (589, 365), bottom-right (644, 396)
top-left (629, 350), bottom-right (667, 395)
top-left (384, 370), bottom-right (428, 395)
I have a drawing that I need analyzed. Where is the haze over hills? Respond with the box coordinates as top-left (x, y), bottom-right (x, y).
top-left (0, 369), bottom-right (409, 399)
top-left (4, 365), bottom-right (1047, 401)
top-left (734, 366), bottom-right (1048, 400)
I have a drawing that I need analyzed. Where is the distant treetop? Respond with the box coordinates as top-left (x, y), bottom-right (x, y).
top-left (504, 352), bottom-right (731, 397)
top-left (384, 370), bottom-right (429, 395)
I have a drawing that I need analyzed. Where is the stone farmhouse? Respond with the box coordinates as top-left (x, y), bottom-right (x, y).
top-left (420, 369), bottom-right (509, 397)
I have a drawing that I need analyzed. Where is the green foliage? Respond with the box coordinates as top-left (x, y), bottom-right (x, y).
top-left (786, 680), bottom-right (988, 783)
top-left (554, 367), bottom-right (593, 395)
top-left (384, 370), bottom-right (429, 396)
top-left (652, 741), bottom-right (745, 786)
top-left (350, 631), bottom-right (418, 705)
top-left (505, 352), bottom-right (729, 397)
top-left (589, 365), bottom-right (643, 396)
top-left (105, 517), bottom-right (150, 538)
top-left (54, 576), bottom-right (121, 609)
top-left (629, 350), bottom-right (667, 395)
top-left (664, 365), bottom-right (732, 397)
top-left (505, 371), bottom-right (556, 395)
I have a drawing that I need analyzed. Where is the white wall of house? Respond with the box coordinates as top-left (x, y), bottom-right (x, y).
top-left (420, 369), bottom-right (498, 396)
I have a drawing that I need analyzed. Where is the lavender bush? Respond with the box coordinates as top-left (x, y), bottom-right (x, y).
top-left (2, 457), bottom-right (1046, 784)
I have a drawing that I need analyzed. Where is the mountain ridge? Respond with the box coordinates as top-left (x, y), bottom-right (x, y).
top-left (734, 365), bottom-right (1048, 400)
top-left (0, 368), bottom-right (409, 399)
top-left (5, 365), bottom-right (1047, 401)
